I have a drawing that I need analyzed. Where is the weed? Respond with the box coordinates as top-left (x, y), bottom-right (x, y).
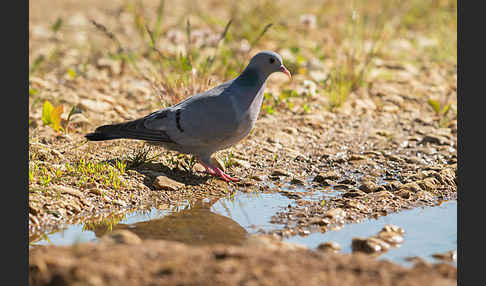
top-left (126, 144), bottom-right (160, 168)
top-left (30, 159), bottom-right (127, 191)
top-left (29, 167), bottom-right (34, 183)
top-left (428, 97), bottom-right (454, 127)
top-left (39, 167), bottom-right (51, 187)
top-left (83, 213), bottom-right (126, 233)
top-left (29, 88), bottom-right (38, 96)
top-left (66, 68), bottom-right (77, 79)
top-left (73, 158), bottom-right (126, 189)
top-left (64, 105), bottom-right (82, 134)
top-left (261, 90), bottom-right (303, 115)
top-left (222, 152), bottom-right (237, 169)
top-left (29, 55), bottom-right (45, 74)
top-left (166, 153), bottom-right (196, 172)
top-left (302, 103), bottom-right (311, 113)
top-left (42, 100), bottom-right (63, 133)
top-left (50, 17), bottom-right (63, 35)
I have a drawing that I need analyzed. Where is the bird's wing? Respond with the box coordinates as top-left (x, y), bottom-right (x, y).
top-left (144, 80), bottom-right (240, 147)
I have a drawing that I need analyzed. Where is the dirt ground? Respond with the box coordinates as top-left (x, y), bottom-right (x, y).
top-left (29, 0), bottom-right (457, 285)
top-left (30, 233), bottom-right (456, 286)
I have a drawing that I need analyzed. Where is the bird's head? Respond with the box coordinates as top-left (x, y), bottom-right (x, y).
top-left (247, 50), bottom-right (291, 79)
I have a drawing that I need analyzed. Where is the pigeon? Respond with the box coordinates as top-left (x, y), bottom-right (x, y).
top-left (85, 50), bottom-right (291, 182)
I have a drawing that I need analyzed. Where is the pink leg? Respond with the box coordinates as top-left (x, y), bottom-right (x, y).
top-left (196, 157), bottom-right (240, 182)
top-left (212, 167), bottom-right (240, 182)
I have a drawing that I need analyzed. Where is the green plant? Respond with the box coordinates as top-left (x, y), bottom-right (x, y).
top-left (222, 152), bottom-right (237, 169)
top-left (73, 158), bottom-right (127, 190)
top-left (126, 145), bottom-right (160, 168)
top-left (42, 100), bottom-right (63, 133)
top-left (64, 105), bottom-right (82, 133)
top-left (428, 98), bottom-right (453, 127)
top-left (39, 167), bottom-right (51, 187)
top-left (324, 70), bottom-right (353, 111)
top-left (29, 55), bottom-right (45, 74)
top-left (50, 17), bottom-right (63, 34)
top-left (261, 90), bottom-right (301, 115)
top-left (166, 153), bottom-right (196, 172)
top-left (29, 166), bottom-right (35, 183)
top-left (66, 68), bottom-right (77, 79)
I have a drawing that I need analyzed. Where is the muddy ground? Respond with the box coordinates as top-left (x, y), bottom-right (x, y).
top-left (29, 0), bottom-right (457, 285)
top-left (30, 233), bottom-right (456, 286)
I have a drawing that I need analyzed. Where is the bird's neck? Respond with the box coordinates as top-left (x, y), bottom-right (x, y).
top-left (232, 67), bottom-right (268, 110)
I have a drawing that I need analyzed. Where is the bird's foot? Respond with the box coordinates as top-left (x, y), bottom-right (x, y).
top-left (212, 167), bottom-right (240, 182)
top-left (198, 161), bottom-right (240, 182)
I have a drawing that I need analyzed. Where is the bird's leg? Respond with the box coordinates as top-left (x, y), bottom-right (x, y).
top-left (212, 167), bottom-right (240, 182)
top-left (195, 157), bottom-right (240, 182)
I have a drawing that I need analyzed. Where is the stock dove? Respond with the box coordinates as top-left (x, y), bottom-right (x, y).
top-left (86, 50), bottom-right (291, 182)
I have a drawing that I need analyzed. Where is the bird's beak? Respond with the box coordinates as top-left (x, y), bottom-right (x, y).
top-left (280, 65), bottom-right (291, 79)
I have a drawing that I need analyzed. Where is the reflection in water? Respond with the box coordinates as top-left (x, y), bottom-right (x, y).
top-left (89, 198), bottom-right (248, 246)
top-left (29, 191), bottom-right (456, 267)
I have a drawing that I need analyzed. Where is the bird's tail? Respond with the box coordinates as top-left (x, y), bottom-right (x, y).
top-left (85, 123), bottom-right (128, 141)
top-left (85, 118), bottom-right (174, 143)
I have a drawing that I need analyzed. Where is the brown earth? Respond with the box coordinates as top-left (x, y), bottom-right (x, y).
top-left (29, 0), bottom-right (457, 284)
top-left (29, 233), bottom-right (457, 286)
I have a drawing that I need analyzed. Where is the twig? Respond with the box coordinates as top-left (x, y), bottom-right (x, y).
top-left (251, 23), bottom-right (273, 47)
top-left (90, 19), bottom-right (124, 53)
top-left (185, 19), bottom-right (192, 66)
top-left (206, 19), bottom-right (233, 68)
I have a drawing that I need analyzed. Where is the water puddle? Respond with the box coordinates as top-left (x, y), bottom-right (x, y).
top-left (30, 192), bottom-right (292, 246)
top-left (30, 190), bottom-right (456, 267)
top-left (285, 200), bottom-right (457, 266)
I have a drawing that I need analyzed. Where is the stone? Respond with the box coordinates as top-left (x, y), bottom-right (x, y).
top-left (324, 208), bottom-right (346, 220)
top-left (397, 189), bottom-right (411, 199)
top-left (112, 199), bottom-right (127, 207)
top-left (232, 158), bottom-right (252, 169)
top-left (344, 200), bottom-right (366, 211)
top-left (342, 189), bottom-right (367, 198)
top-left (313, 171), bottom-right (340, 183)
top-left (79, 99), bottom-right (111, 113)
top-left (101, 230), bottom-right (142, 245)
top-left (289, 177), bottom-right (305, 185)
top-left (193, 163), bottom-right (206, 173)
top-left (68, 113), bottom-right (90, 126)
top-left (383, 181), bottom-right (402, 192)
top-left (381, 224), bottom-right (405, 235)
top-left (249, 174), bottom-right (266, 181)
top-left (246, 234), bottom-right (308, 251)
top-left (359, 180), bottom-right (380, 193)
top-left (378, 226), bottom-right (404, 245)
top-left (373, 191), bottom-right (395, 200)
top-left (153, 176), bottom-right (185, 191)
top-left (352, 237), bottom-right (391, 254)
top-left (271, 169), bottom-right (291, 177)
top-left (418, 177), bottom-right (439, 191)
top-left (401, 182), bottom-right (422, 193)
top-left (54, 185), bottom-right (83, 199)
top-left (268, 131), bottom-right (295, 145)
top-left (87, 188), bottom-right (103, 195)
top-left (308, 217), bottom-right (330, 226)
top-left (349, 154), bottom-right (367, 161)
top-left (317, 241), bottom-right (341, 252)
top-left (432, 250), bottom-right (457, 262)
top-left (416, 190), bottom-right (434, 201)
top-left (419, 135), bottom-right (447, 145)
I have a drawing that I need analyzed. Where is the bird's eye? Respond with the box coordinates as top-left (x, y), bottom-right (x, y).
top-left (269, 58), bottom-right (275, 64)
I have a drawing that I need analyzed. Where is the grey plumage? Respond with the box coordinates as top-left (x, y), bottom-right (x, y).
top-left (86, 50), bottom-right (291, 181)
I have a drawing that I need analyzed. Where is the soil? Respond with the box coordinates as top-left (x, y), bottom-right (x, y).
top-left (29, 234), bottom-right (457, 286)
top-left (29, 0), bottom-right (457, 285)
